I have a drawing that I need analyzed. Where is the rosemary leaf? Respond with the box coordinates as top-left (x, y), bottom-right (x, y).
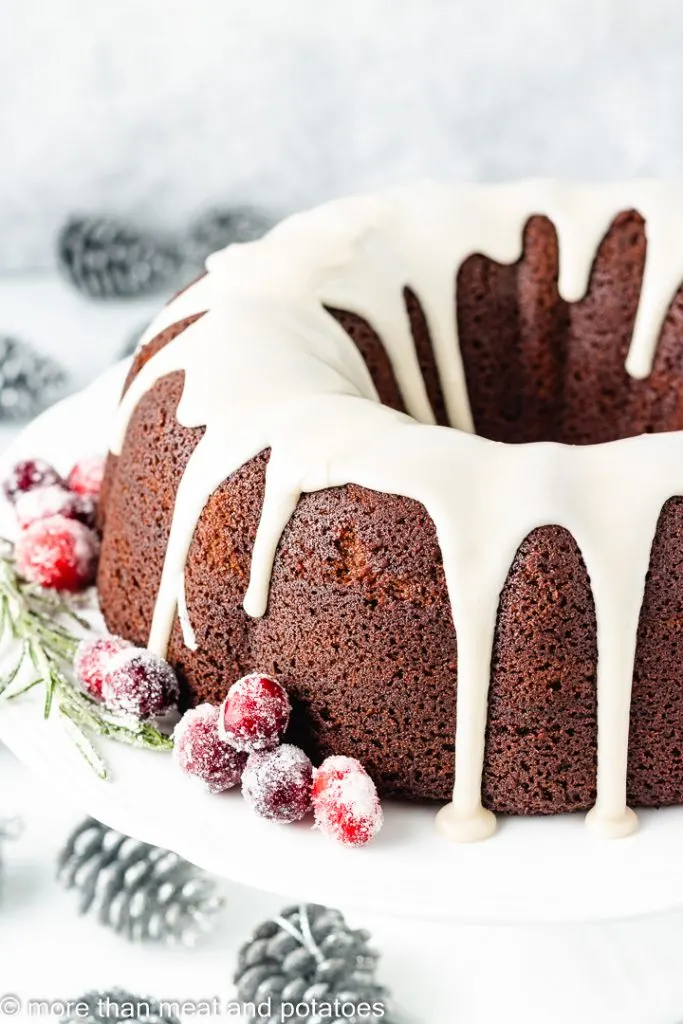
top-left (0, 640), bottom-right (27, 695)
top-left (59, 709), bottom-right (109, 780)
top-left (6, 677), bottom-right (42, 699)
top-left (0, 537), bottom-right (173, 777)
top-left (63, 606), bottom-right (91, 631)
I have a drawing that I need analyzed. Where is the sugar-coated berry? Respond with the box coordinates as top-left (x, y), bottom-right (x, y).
top-left (102, 647), bottom-right (179, 719)
top-left (312, 755), bottom-right (383, 847)
top-left (219, 672), bottom-right (291, 752)
top-left (74, 635), bottom-right (133, 700)
top-left (14, 515), bottom-right (100, 592)
top-left (242, 744), bottom-right (313, 823)
top-left (3, 458), bottom-right (62, 503)
top-left (67, 455), bottom-right (106, 497)
top-left (15, 484), bottom-right (95, 529)
top-left (173, 704), bottom-right (247, 793)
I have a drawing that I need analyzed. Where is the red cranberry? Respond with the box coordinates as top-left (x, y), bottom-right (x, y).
top-left (173, 704), bottom-right (247, 793)
top-left (14, 515), bottom-right (100, 592)
top-left (15, 484), bottom-right (95, 529)
top-left (242, 744), bottom-right (313, 823)
top-left (312, 755), bottom-right (383, 847)
top-left (101, 648), bottom-right (179, 719)
top-left (74, 635), bottom-right (133, 700)
top-left (219, 673), bottom-right (291, 753)
top-left (68, 455), bottom-right (106, 497)
top-left (3, 459), bottom-right (62, 503)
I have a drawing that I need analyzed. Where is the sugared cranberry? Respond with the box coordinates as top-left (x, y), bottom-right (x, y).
top-left (312, 755), bottom-right (383, 847)
top-left (219, 673), bottom-right (291, 753)
top-left (74, 635), bottom-right (133, 700)
top-left (242, 744), bottom-right (313, 823)
top-left (173, 704), bottom-right (247, 793)
top-left (101, 648), bottom-right (179, 719)
top-left (14, 515), bottom-right (100, 592)
top-left (68, 455), bottom-right (106, 497)
top-left (3, 459), bottom-right (62, 503)
top-left (15, 485), bottom-right (95, 529)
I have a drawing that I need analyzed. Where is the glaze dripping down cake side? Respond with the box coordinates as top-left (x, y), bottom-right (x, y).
top-left (97, 182), bottom-right (683, 842)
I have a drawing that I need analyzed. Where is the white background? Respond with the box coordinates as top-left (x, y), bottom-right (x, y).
top-left (2, 1), bottom-right (683, 269)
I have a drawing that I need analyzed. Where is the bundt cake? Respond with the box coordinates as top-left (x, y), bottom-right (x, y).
top-left (97, 180), bottom-right (683, 842)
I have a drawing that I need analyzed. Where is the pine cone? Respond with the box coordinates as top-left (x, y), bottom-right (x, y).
top-left (60, 990), bottom-right (180, 1024)
top-left (235, 904), bottom-right (394, 1023)
top-left (184, 206), bottom-right (273, 268)
top-left (0, 336), bottom-right (67, 420)
top-left (58, 217), bottom-right (181, 299)
top-left (57, 818), bottom-right (224, 945)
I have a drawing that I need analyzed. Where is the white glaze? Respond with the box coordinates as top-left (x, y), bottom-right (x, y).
top-left (110, 180), bottom-right (683, 842)
top-left (177, 577), bottom-right (197, 651)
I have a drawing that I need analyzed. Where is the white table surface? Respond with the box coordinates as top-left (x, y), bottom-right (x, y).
top-left (4, 273), bottom-right (683, 1024)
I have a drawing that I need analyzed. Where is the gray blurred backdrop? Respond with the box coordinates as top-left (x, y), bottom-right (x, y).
top-left (1, 0), bottom-right (681, 270)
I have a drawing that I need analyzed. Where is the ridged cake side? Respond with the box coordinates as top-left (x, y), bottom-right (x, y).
top-left (98, 210), bottom-right (683, 814)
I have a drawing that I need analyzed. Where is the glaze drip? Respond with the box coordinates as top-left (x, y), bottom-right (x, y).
top-left (111, 181), bottom-right (683, 842)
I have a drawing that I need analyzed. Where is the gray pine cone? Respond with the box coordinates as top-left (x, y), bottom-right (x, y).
top-left (0, 336), bottom-right (67, 420)
top-left (60, 990), bottom-right (180, 1024)
top-left (58, 216), bottom-right (181, 299)
top-left (57, 818), bottom-right (224, 945)
top-left (184, 206), bottom-right (273, 267)
top-left (235, 904), bottom-right (395, 1024)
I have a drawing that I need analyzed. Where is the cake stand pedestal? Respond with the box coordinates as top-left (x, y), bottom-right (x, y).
top-left (2, 368), bottom-right (683, 1023)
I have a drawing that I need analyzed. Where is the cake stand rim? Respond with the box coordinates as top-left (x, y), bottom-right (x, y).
top-left (2, 365), bottom-right (683, 925)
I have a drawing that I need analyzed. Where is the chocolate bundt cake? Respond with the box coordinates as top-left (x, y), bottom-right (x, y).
top-left (98, 181), bottom-right (683, 842)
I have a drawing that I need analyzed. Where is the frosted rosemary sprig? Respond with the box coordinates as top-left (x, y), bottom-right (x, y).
top-left (0, 539), bottom-right (172, 778)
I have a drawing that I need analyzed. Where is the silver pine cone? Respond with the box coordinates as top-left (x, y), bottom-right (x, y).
top-left (0, 336), bottom-right (67, 420)
top-left (57, 818), bottom-right (224, 945)
top-left (60, 990), bottom-right (180, 1024)
top-left (184, 206), bottom-right (273, 268)
top-left (58, 216), bottom-right (181, 299)
top-left (235, 904), bottom-right (396, 1024)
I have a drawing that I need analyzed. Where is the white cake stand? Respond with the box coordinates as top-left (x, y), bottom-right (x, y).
top-left (5, 366), bottom-right (683, 1024)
